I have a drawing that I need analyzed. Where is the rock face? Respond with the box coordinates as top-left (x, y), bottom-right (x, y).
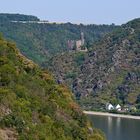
top-left (48, 18), bottom-right (140, 110)
top-left (0, 37), bottom-right (105, 140)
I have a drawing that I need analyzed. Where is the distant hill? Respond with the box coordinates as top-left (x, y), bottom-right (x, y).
top-left (48, 18), bottom-right (140, 111)
top-left (0, 36), bottom-right (105, 140)
top-left (0, 13), bottom-right (39, 21)
top-left (0, 13), bottom-right (118, 64)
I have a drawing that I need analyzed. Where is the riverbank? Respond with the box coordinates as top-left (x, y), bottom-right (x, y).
top-left (83, 111), bottom-right (140, 120)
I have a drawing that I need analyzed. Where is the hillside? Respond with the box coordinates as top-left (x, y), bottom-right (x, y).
top-left (0, 13), bottom-right (118, 64)
top-left (47, 18), bottom-right (140, 112)
top-left (0, 36), bottom-right (105, 139)
top-left (0, 13), bottom-right (39, 22)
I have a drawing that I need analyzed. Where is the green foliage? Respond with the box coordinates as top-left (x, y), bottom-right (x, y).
top-left (0, 37), bottom-right (105, 140)
top-left (0, 13), bottom-right (39, 22)
top-left (66, 72), bottom-right (77, 79)
top-left (0, 14), bottom-right (117, 64)
top-left (74, 52), bottom-right (86, 66)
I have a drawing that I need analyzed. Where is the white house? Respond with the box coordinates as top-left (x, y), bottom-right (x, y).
top-left (115, 104), bottom-right (121, 111)
top-left (106, 103), bottom-right (114, 111)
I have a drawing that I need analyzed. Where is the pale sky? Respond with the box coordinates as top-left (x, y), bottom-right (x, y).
top-left (0, 0), bottom-right (140, 25)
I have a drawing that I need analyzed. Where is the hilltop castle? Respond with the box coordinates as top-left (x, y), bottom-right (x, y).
top-left (67, 32), bottom-right (87, 52)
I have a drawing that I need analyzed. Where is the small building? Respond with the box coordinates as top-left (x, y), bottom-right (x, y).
top-left (130, 106), bottom-right (137, 111)
top-left (123, 106), bottom-right (129, 111)
top-left (106, 103), bottom-right (114, 111)
top-left (115, 104), bottom-right (121, 111)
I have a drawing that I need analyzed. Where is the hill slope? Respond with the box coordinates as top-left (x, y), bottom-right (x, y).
top-left (47, 18), bottom-right (140, 111)
top-left (0, 13), bottom-right (117, 64)
top-left (0, 36), bottom-right (105, 139)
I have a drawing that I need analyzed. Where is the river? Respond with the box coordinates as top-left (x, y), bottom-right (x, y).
top-left (88, 114), bottom-right (140, 140)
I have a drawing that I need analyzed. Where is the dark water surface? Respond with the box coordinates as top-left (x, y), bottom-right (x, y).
top-left (88, 115), bottom-right (140, 140)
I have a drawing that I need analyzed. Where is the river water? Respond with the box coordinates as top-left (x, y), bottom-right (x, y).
top-left (88, 114), bottom-right (140, 140)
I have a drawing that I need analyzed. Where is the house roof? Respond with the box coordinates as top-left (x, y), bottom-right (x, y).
top-left (116, 104), bottom-right (121, 108)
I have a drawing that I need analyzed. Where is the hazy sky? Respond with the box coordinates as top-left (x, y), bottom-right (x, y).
top-left (0, 0), bottom-right (140, 25)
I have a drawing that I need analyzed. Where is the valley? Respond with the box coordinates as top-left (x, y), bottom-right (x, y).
top-left (0, 14), bottom-right (140, 115)
top-left (47, 18), bottom-right (140, 114)
top-left (0, 0), bottom-right (140, 139)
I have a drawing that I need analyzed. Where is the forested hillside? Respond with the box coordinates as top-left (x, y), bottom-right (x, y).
top-left (0, 13), bottom-right (39, 22)
top-left (48, 18), bottom-right (140, 112)
top-left (1, 14), bottom-right (140, 114)
top-left (0, 36), bottom-right (105, 139)
top-left (0, 14), bottom-right (117, 64)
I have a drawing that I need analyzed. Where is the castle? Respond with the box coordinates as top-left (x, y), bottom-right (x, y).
top-left (67, 32), bottom-right (87, 52)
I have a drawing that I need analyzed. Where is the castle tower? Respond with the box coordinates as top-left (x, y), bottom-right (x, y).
top-left (81, 32), bottom-right (85, 46)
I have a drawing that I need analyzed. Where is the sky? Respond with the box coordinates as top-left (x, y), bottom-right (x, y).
top-left (0, 0), bottom-right (140, 25)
